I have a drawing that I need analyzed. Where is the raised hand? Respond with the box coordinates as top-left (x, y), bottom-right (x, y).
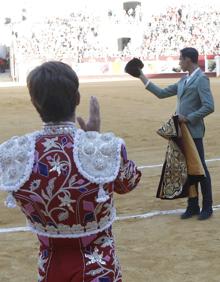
top-left (124, 58), bottom-right (144, 77)
top-left (77, 96), bottom-right (101, 132)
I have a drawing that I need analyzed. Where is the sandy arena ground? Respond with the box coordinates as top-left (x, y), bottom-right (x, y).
top-left (0, 78), bottom-right (220, 282)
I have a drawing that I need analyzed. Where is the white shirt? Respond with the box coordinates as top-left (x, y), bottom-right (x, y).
top-left (185, 67), bottom-right (200, 85)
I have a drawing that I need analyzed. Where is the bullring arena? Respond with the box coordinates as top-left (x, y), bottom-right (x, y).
top-left (0, 77), bottom-right (220, 282)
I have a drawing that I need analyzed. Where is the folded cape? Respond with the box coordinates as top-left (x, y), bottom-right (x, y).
top-left (156, 115), bottom-right (205, 200)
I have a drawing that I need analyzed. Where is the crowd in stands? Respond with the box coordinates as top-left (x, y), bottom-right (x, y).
top-left (13, 13), bottom-right (103, 63)
top-left (141, 5), bottom-right (220, 58)
top-left (8, 4), bottom-right (220, 62)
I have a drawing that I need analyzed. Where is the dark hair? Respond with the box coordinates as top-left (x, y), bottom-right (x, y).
top-left (27, 61), bottom-right (80, 122)
top-left (180, 47), bottom-right (199, 64)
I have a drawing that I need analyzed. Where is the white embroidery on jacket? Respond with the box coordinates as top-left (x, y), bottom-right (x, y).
top-left (0, 132), bottom-right (39, 192)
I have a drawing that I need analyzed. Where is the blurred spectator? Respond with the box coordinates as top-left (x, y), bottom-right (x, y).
top-left (0, 58), bottom-right (6, 73)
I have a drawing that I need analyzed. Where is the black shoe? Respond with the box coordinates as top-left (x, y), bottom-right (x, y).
top-left (181, 206), bottom-right (200, 219)
top-left (198, 209), bottom-right (213, 220)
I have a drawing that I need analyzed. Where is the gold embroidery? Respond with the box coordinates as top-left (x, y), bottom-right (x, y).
top-left (160, 140), bottom-right (187, 198)
top-left (157, 117), bottom-right (177, 139)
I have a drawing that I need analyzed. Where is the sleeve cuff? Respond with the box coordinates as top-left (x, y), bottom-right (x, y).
top-left (145, 80), bottom-right (150, 88)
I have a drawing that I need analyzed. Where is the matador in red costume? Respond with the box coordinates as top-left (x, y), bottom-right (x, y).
top-left (0, 61), bottom-right (141, 282)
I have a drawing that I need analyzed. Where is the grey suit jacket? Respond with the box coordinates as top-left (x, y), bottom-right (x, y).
top-left (146, 69), bottom-right (214, 138)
